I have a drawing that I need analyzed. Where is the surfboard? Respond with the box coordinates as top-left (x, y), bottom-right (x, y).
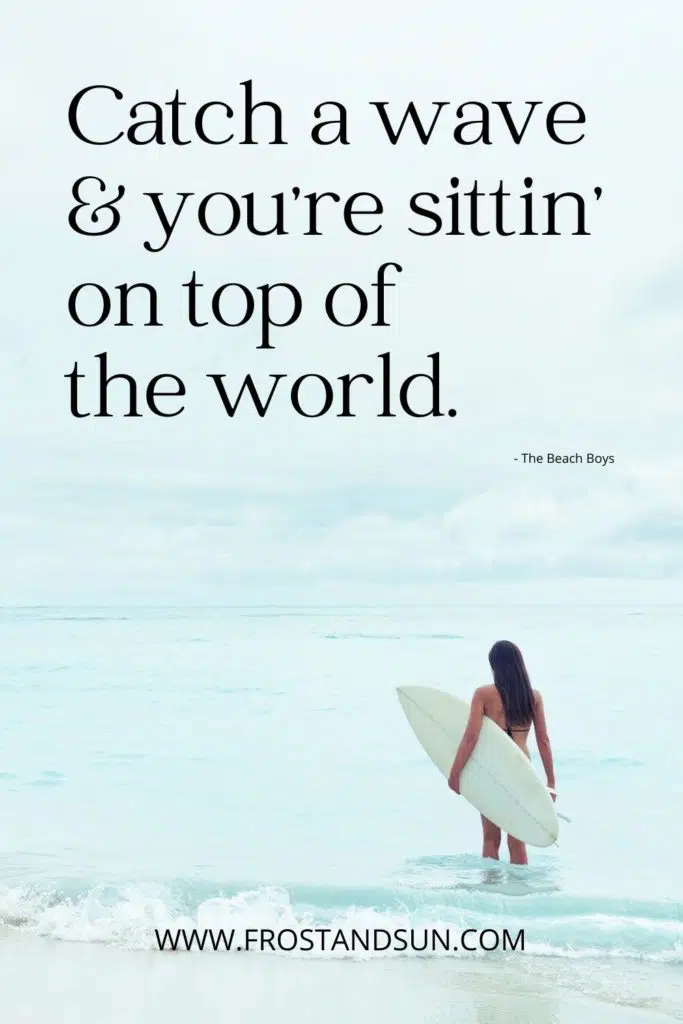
top-left (397, 685), bottom-right (559, 847)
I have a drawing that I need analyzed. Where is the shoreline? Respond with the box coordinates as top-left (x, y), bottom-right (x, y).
top-left (1, 931), bottom-right (681, 1023)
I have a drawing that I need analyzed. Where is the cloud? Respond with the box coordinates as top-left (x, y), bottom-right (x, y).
top-left (3, 456), bottom-right (682, 602)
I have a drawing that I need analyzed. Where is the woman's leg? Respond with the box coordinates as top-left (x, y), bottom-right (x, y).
top-left (480, 815), bottom-right (502, 860)
top-left (507, 834), bottom-right (528, 866)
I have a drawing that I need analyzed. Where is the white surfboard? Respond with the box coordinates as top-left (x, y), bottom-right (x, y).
top-left (397, 685), bottom-right (559, 847)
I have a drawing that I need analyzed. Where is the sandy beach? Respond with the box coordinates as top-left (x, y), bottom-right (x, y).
top-left (0, 931), bottom-right (681, 1024)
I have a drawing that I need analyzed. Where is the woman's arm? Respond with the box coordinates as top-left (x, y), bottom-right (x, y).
top-left (532, 691), bottom-right (556, 798)
top-left (448, 688), bottom-right (486, 794)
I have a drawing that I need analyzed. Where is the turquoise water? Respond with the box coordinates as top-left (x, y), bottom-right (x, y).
top-left (0, 598), bottom-right (682, 961)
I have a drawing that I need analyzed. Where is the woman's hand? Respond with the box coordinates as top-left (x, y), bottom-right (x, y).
top-left (548, 786), bottom-right (557, 803)
top-left (448, 762), bottom-right (463, 794)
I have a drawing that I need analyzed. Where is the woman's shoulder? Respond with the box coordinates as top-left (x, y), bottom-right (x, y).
top-left (475, 684), bottom-right (498, 702)
top-left (532, 688), bottom-right (543, 705)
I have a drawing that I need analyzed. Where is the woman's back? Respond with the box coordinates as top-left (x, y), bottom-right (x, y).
top-left (479, 683), bottom-right (538, 757)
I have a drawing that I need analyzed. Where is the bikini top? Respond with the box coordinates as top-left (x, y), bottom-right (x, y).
top-left (506, 723), bottom-right (531, 738)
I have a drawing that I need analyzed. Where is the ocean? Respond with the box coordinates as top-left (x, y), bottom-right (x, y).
top-left (0, 591), bottom-right (682, 1019)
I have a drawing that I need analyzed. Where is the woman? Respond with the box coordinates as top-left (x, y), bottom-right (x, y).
top-left (447, 640), bottom-right (556, 866)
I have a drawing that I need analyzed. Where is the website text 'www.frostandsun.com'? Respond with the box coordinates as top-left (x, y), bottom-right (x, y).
top-left (155, 926), bottom-right (525, 954)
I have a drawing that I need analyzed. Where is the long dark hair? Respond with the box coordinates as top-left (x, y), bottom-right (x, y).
top-left (488, 640), bottom-right (535, 728)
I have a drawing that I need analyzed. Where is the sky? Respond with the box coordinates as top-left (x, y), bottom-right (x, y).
top-left (1, 1), bottom-right (682, 601)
